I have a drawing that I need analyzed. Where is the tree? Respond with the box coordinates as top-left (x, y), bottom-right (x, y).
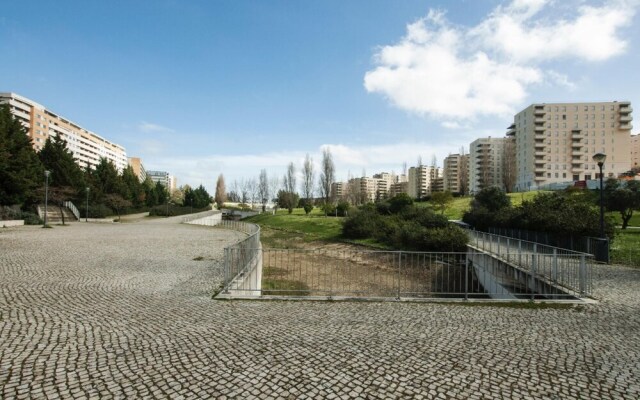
top-left (91, 158), bottom-right (123, 203)
top-left (277, 189), bottom-right (299, 213)
top-left (604, 179), bottom-right (640, 229)
top-left (502, 137), bottom-right (517, 193)
top-left (143, 176), bottom-right (158, 207)
top-left (121, 165), bottom-right (145, 207)
top-left (214, 174), bottom-right (226, 209)
top-left (282, 162), bottom-right (297, 213)
top-left (154, 181), bottom-right (167, 205)
top-left (246, 178), bottom-right (258, 207)
top-left (431, 191), bottom-right (453, 215)
top-left (472, 186), bottom-right (510, 213)
top-left (459, 148), bottom-right (469, 196)
top-left (105, 193), bottom-right (132, 221)
top-left (258, 169), bottom-right (269, 212)
top-left (268, 176), bottom-right (280, 211)
top-left (0, 104), bottom-right (43, 206)
top-left (301, 153), bottom-right (315, 203)
top-left (39, 135), bottom-right (84, 191)
top-left (319, 148), bottom-right (335, 206)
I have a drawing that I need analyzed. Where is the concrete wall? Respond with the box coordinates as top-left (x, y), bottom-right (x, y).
top-left (1, 220), bottom-right (24, 228)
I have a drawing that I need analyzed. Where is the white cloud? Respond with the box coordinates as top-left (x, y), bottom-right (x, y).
top-left (364, 0), bottom-right (636, 123)
top-left (138, 121), bottom-right (174, 133)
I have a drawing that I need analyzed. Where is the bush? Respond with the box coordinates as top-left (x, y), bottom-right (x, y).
top-left (321, 203), bottom-right (336, 216)
top-left (389, 193), bottom-right (414, 214)
top-left (342, 209), bottom-right (382, 239)
top-left (21, 211), bottom-right (42, 225)
top-left (303, 203), bottom-right (313, 215)
top-left (336, 201), bottom-right (350, 217)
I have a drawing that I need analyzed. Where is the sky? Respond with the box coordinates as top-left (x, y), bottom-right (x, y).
top-left (2, 0), bottom-right (639, 193)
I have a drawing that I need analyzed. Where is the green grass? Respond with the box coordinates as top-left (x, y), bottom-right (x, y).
top-left (417, 191), bottom-right (545, 220)
top-left (245, 208), bottom-right (343, 242)
top-left (611, 228), bottom-right (640, 267)
top-left (606, 211), bottom-right (640, 228)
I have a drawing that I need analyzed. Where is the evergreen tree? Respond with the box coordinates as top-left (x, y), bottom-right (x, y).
top-left (39, 135), bottom-right (84, 190)
top-left (91, 158), bottom-right (123, 203)
top-left (0, 104), bottom-right (43, 206)
top-left (121, 165), bottom-right (144, 207)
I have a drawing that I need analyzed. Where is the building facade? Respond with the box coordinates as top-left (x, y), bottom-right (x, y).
top-left (0, 92), bottom-right (127, 171)
top-left (509, 102), bottom-right (633, 191)
top-left (147, 170), bottom-right (174, 192)
top-left (127, 157), bottom-right (147, 183)
top-left (443, 153), bottom-right (469, 194)
top-left (632, 133), bottom-right (640, 170)
top-left (469, 137), bottom-right (507, 194)
top-left (407, 166), bottom-right (440, 199)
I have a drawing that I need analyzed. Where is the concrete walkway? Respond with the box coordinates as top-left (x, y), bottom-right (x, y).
top-left (1, 220), bottom-right (639, 399)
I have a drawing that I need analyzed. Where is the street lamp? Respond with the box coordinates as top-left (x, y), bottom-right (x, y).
top-left (44, 170), bottom-right (51, 227)
top-left (592, 152), bottom-right (607, 238)
top-left (85, 187), bottom-right (90, 222)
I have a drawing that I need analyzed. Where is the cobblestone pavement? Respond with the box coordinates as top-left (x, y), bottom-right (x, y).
top-left (1, 219), bottom-right (639, 399)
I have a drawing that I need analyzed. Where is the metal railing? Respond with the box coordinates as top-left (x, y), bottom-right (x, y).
top-left (63, 201), bottom-right (80, 220)
top-left (487, 226), bottom-right (609, 263)
top-left (220, 221), bottom-right (261, 294)
top-left (223, 247), bottom-right (590, 299)
top-left (468, 230), bottom-right (593, 296)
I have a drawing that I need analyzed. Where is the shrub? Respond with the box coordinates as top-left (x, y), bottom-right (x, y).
top-left (342, 209), bottom-right (382, 239)
top-left (21, 211), bottom-right (42, 225)
top-left (321, 203), bottom-right (336, 216)
top-left (389, 193), bottom-right (414, 214)
top-left (336, 201), bottom-right (350, 217)
top-left (303, 203), bottom-right (313, 215)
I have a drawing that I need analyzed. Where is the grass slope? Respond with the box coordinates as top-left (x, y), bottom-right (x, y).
top-left (244, 208), bottom-right (343, 243)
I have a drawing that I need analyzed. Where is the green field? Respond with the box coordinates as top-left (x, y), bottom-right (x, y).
top-left (611, 229), bottom-right (640, 267)
top-left (418, 191), bottom-right (543, 220)
top-left (244, 208), bottom-right (344, 245)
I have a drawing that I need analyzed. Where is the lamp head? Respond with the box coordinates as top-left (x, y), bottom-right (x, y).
top-left (44, 170), bottom-right (51, 177)
top-left (592, 153), bottom-right (607, 166)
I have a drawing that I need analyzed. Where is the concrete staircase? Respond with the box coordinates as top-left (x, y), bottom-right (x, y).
top-left (37, 204), bottom-right (78, 224)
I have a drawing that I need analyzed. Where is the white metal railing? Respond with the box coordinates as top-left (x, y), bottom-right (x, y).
top-left (63, 201), bottom-right (80, 220)
top-left (467, 230), bottom-right (593, 296)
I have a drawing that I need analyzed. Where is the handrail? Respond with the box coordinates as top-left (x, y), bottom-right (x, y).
top-left (63, 201), bottom-right (80, 220)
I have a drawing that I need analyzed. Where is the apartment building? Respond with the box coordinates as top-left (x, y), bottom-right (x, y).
top-left (127, 157), bottom-right (147, 183)
top-left (389, 182), bottom-right (409, 197)
top-left (469, 137), bottom-right (508, 194)
top-left (632, 133), bottom-right (640, 169)
top-left (331, 181), bottom-right (345, 200)
top-left (0, 92), bottom-right (127, 171)
top-left (407, 166), bottom-right (440, 199)
top-left (508, 102), bottom-right (633, 191)
top-left (443, 153), bottom-right (469, 194)
top-left (147, 170), bottom-right (176, 193)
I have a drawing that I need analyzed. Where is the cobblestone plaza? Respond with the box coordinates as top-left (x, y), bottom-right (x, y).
top-left (1, 218), bottom-right (639, 399)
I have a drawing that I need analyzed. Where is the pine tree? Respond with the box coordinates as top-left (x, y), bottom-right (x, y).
top-left (39, 135), bottom-right (84, 190)
top-left (0, 104), bottom-right (43, 206)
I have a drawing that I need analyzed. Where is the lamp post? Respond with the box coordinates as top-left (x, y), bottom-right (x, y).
top-left (44, 170), bottom-right (51, 227)
top-left (592, 153), bottom-right (607, 238)
top-left (85, 187), bottom-right (90, 222)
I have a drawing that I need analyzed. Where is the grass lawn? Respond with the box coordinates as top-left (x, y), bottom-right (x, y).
top-left (244, 208), bottom-right (343, 243)
top-left (606, 211), bottom-right (640, 228)
top-left (417, 191), bottom-right (544, 220)
top-left (610, 228), bottom-right (640, 267)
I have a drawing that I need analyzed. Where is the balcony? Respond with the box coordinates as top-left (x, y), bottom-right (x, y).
top-left (620, 105), bottom-right (632, 114)
top-left (620, 115), bottom-right (633, 123)
top-left (535, 150), bottom-right (546, 156)
top-left (534, 106), bottom-right (546, 116)
top-left (535, 166), bottom-right (546, 173)
top-left (534, 126), bottom-right (545, 133)
top-left (534, 116), bottom-right (545, 123)
top-left (534, 175), bottom-right (546, 182)
top-left (620, 123), bottom-right (633, 130)
top-left (506, 123), bottom-right (516, 136)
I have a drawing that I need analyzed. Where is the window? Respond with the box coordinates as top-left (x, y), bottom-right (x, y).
top-left (586, 174), bottom-right (592, 180)
top-left (562, 114), bottom-right (566, 120)
top-left (563, 173), bottom-right (566, 178)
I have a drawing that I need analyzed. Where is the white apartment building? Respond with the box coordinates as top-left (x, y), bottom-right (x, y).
top-left (632, 133), bottom-right (640, 170)
top-left (407, 166), bottom-right (440, 199)
top-left (469, 137), bottom-right (507, 194)
top-left (147, 170), bottom-right (175, 193)
top-left (0, 92), bottom-right (127, 171)
top-left (443, 153), bottom-right (469, 194)
top-left (127, 157), bottom-right (147, 183)
top-left (509, 102), bottom-right (633, 191)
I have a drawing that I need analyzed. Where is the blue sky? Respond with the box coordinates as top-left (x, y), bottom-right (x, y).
top-left (2, 0), bottom-right (638, 193)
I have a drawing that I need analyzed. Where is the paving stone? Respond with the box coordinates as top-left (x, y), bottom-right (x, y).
top-left (0, 218), bottom-right (639, 399)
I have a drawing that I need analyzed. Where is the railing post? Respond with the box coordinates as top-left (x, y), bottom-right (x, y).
top-left (464, 258), bottom-right (469, 300)
top-left (223, 248), bottom-right (230, 293)
top-left (397, 251), bottom-right (402, 300)
top-left (518, 240), bottom-right (522, 266)
top-left (552, 248), bottom-right (558, 283)
top-left (506, 238), bottom-right (510, 263)
top-left (579, 254), bottom-right (587, 296)
top-left (530, 252), bottom-right (537, 301)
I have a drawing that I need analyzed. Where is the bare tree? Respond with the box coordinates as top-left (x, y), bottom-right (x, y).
top-left (417, 156), bottom-right (423, 167)
top-left (246, 177), bottom-right (258, 207)
top-left (430, 154), bottom-right (437, 168)
top-left (319, 148), bottom-right (335, 204)
top-left (301, 153), bottom-right (315, 202)
top-left (214, 174), bottom-right (226, 209)
top-left (502, 137), bottom-right (517, 193)
top-left (258, 169), bottom-right (269, 212)
top-left (282, 162), bottom-right (297, 213)
top-left (459, 148), bottom-right (469, 196)
top-left (239, 178), bottom-right (250, 204)
top-left (402, 162), bottom-right (407, 177)
top-left (268, 176), bottom-right (280, 212)
top-left (229, 180), bottom-right (241, 203)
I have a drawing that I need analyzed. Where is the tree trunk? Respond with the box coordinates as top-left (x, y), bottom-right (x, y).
top-left (621, 210), bottom-right (632, 229)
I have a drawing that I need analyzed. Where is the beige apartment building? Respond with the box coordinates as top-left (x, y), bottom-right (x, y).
top-left (632, 133), bottom-right (640, 169)
top-left (147, 170), bottom-right (176, 193)
top-left (443, 153), bottom-right (469, 194)
top-left (469, 137), bottom-right (507, 194)
top-left (407, 166), bottom-right (440, 199)
top-left (0, 92), bottom-right (127, 171)
top-left (127, 157), bottom-right (147, 183)
top-left (508, 102), bottom-right (633, 191)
